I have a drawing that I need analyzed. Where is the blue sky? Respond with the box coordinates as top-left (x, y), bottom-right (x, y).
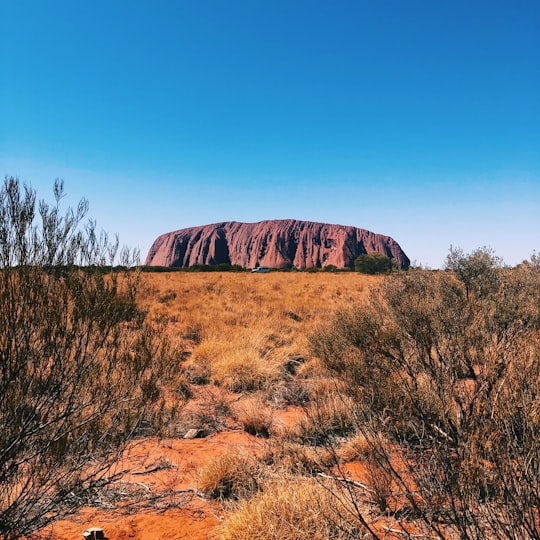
top-left (1, 0), bottom-right (539, 267)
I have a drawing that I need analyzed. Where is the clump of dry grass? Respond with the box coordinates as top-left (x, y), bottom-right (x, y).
top-left (293, 393), bottom-right (358, 445)
top-left (274, 380), bottom-right (313, 407)
top-left (197, 453), bottom-right (260, 500)
top-left (180, 387), bottom-right (234, 434)
top-left (261, 439), bottom-right (335, 475)
top-left (188, 331), bottom-right (287, 392)
top-left (233, 397), bottom-right (274, 437)
top-left (337, 432), bottom-right (372, 462)
top-left (220, 477), bottom-right (368, 540)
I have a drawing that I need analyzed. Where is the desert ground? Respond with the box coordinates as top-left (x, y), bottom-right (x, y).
top-left (42, 272), bottom-right (384, 539)
top-left (36, 265), bottom-right (540, 539)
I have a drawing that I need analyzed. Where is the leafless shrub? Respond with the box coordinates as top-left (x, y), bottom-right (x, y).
top-left (175, 373), bottom-right (194, 401)
top-left (366, 459), bottom-right (393, 513)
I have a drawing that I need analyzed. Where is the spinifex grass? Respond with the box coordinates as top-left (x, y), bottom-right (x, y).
top-left (137, 271), bottom-right (379, 395)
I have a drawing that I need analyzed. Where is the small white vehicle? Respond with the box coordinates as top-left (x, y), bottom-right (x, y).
top-left (251, 266), bottom-right (270, 273)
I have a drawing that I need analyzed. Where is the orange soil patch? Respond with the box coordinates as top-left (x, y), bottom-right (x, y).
top-left (339, 460), bottom-right (371, 485)
top-left (122, 431), bottom-right (262, 483)
top-left (47, 501), bottom-right (221, 540)
top-left (42, 431), bottom-right (262, 540)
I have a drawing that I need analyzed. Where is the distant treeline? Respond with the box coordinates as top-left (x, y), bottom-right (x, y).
top-left (140, 263), bottom-right (248, 272)
top-left (140, 253), bottom-right (403, 273)
top-left (4, 258), bottom-right (398, 274)
top-left (2, 263), bottom-right (352, 273)
top-left (139, 263), bottom-right (355, 273)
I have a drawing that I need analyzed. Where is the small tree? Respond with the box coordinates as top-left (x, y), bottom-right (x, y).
top-left (445, 245), bottom-right (503, 298)
top-left (354, 252), bottom-right (394, 274)
top-left (0, 177), bottom-right (157, 539)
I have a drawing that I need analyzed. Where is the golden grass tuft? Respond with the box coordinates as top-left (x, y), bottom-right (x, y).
top-left (261, 439), bottom-right (335, 474)
top-left (197, 453), bottom-right (260, 500)
top-left (293, 393), bottom-right (358, 444)
top-left (233, 397), bottom-right (275, 437)
top-left (337, 432), bottom-right (373, 462)
top-left (220, 477), bottom-right (368, 540)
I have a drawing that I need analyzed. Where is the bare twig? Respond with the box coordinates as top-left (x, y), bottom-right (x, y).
top-left (317, 472), bottom-right (375, 494)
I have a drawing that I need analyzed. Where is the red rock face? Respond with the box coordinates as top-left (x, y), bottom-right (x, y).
top-left (145, 220), bottom-right (410, 269)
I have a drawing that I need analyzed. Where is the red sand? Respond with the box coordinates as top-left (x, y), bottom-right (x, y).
top-left (42, 431), bottom-right (262, 540)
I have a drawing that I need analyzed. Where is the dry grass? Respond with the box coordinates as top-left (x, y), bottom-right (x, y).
top-left (179, 386), bottom-right (235, 434)
top-left (133, 272), bottom-right (380, 533)
top-left (293, 393), bottom-right (358, 444)
top-left (337, 432), bottom-right (373, 462)
top-left (197, 453), bottom-right (260, 500)
top-left (261, 439), bottom-right (335, 474)
top-left (39, 264), bottom-right (540, 538)
top-left (137, 272), bottom-right (378, 392)
top-left (220, 477), bottom-right (368, 540)
top-left (232, 396), bottom-right (275, 437)
top-left (189, 332), bottom-right (285, 392)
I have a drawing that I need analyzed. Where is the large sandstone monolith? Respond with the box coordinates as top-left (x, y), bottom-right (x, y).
top-left (145, 219), bottom-right (410, 270)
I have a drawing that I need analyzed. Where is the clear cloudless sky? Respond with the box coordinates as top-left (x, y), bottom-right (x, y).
top-left (1, 0), bottom-right (539, 267)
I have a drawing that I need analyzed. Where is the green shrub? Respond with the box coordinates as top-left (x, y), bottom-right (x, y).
top-left (354, 252), bottom-right (394, 274)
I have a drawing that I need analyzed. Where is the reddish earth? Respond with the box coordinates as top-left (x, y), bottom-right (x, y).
top-left (145, 219), bottom-right (410, 269)
top-left (48, 501), bottom-right (220, 540)
top-left (41, 409), bottom-right (423, 540)
top-left (41, 400), bottom-right (311, 540)
top-left (43, 431), bottom-right (262, 540)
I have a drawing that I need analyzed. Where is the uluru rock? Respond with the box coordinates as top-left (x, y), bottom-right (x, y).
top-left (145, 220), bottom-right (410, 270)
